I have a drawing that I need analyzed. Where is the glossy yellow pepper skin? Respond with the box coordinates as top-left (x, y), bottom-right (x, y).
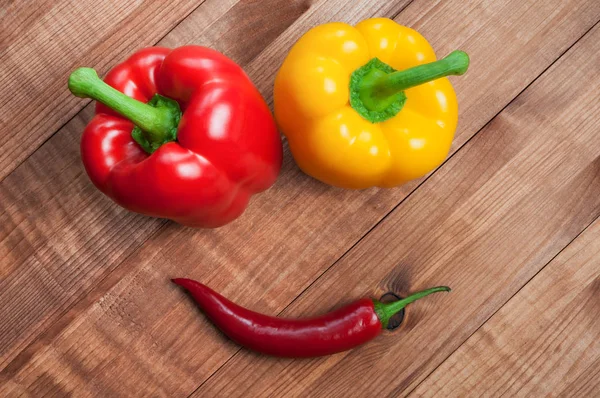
top-left (274, 18), bottom-right (469, 189)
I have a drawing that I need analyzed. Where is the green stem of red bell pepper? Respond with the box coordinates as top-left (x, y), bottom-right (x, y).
top-left (68, 67), bottom-right (181, 154)
top-left (373, 286), bottom-right (451, 329)
top-left (359, 50), bottom-right (470, 113)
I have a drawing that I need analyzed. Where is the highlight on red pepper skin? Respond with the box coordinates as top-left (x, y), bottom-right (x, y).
top-left (172, 278), bottom-right (450, 358)
top-left (68, 46), bottom-right (282, 228)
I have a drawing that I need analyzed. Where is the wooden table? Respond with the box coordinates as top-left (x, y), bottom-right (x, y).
top-left (1, 1), bottom-right (599, 396)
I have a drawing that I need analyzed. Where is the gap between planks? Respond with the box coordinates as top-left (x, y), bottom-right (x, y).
top-left (0, 0), bottom-right (275, 370)
top-left (4, 0), bottom-right (600, 394)
top-left (185, 16), bottom-right (600, 398)
top-left (398, 17), bottom-right (600, 396)
top-left (0, 0), bottom-right (211, 184)
top-left (409, 215), bottom-right (600, 397)
top-left (0, 0), bottom-right (410, 373)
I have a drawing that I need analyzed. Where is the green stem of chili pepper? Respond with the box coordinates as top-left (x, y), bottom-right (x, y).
top-left (373, 286), bottom-right (451, 329)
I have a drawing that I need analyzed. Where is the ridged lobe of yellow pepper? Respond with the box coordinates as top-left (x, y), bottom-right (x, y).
top-left (274, 18), bottom-right (458, 189)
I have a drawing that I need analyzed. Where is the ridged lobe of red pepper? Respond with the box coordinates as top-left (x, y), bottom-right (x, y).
top-left (173, 278), bottom-right (382, 357)
top-left (81, 46), bottom-right (282, 227)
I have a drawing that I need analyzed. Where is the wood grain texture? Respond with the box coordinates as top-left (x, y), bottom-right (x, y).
top-left (0, 0), bottom-right (411, 393)
top-left (1, 0), bottom-right (599, 396)
top-left (0, 0), bottom-right (204, 181)
top-left (161, 0), bottom-right (315, 66)
top-left (410, 219), bottom-right (600, 397)
top-left (193, 21), bottom-right (600, 397)
top-left (0, 0), bottom-right (309, 370)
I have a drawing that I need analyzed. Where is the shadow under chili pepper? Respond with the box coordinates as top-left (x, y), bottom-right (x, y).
top-left (177, 288), bottom-right (241, 347)
top-left (379, 292), bottom-right (406, 331)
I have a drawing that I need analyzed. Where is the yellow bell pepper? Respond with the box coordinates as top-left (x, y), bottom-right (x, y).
top-left (274, 18), bottom-right (469, 189)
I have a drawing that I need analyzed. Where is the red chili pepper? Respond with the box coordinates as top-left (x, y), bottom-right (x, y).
top-left (68, 46), bottom-right (282, 228)
top-left (173, 278), bottom-right (450, 357)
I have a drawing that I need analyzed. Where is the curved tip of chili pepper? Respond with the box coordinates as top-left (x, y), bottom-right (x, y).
top-left (172, 278), bottom-right (194, 288)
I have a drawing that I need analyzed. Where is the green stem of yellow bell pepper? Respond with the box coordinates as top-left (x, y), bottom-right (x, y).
top-left (358, 50), bottom-right (470, 114)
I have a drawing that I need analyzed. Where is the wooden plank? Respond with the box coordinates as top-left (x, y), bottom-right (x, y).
top-left (410, 219), bottom-right (600, 397)
top-left (1, 0), bottom-right (597, 396)
top-left (192, 21), bottom-right (600, 397)
top-left (160, 0), bottom-right (315, 67)
top-left (559, 359), bottom-right (600, 398)
top-left (0, 0), bottom-right (413, 386)
top-left (0, 0), bottom-right (422, 393)
top-left (0, 0), bottom-right (308, 369)
top-left (0, 0), bottom-right (207, 181)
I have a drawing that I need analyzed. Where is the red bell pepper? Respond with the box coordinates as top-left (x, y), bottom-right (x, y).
top-left (68, 46), bottom-right (282, 228)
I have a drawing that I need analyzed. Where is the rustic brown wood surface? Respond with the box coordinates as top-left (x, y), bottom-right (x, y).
top-left (1, 0), bottom-right (599, 397)
top-left (412, 218), bottom-right (600, 397)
